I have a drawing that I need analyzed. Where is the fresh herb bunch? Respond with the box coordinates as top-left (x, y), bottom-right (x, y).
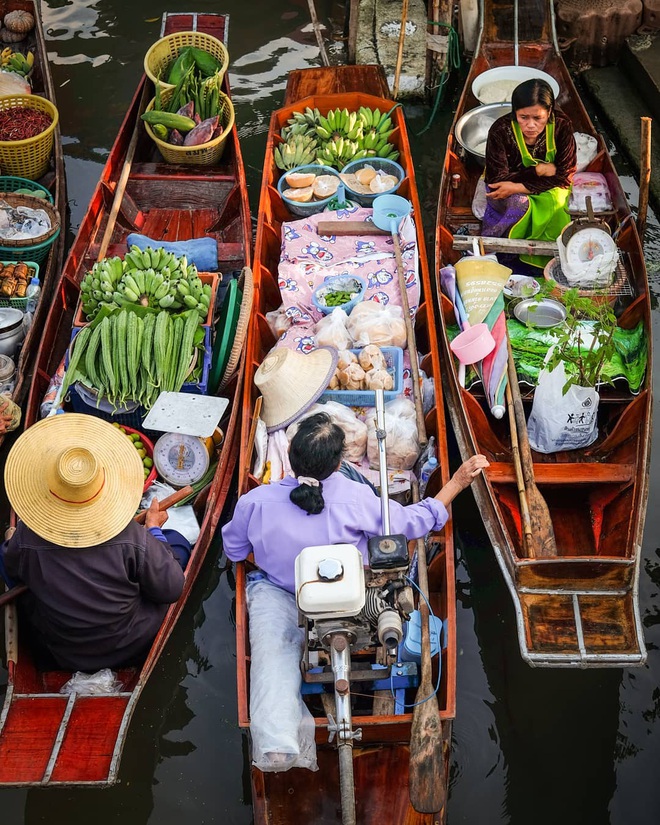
top-left (538, 281), bottom-right (618, 393)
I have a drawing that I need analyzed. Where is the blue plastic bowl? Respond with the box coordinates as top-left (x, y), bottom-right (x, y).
top-left (340, 157), bottom-right (405, 206)
top-left (276, 164), bottom-right (341, 217)
top-left (312, 274), bottom-right (366, 316)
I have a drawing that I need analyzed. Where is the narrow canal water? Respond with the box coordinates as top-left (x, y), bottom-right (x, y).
top-left (0, 1), bottom-right (659, 823)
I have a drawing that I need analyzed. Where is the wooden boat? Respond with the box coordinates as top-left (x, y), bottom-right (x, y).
top-left (0, 11), bottom-right (252, 786)
top-left (435, 0), bottom-right (651, 667)
top-left (1, 0), bottom-right (66, 431)
top-left (237, 66), bottom-right (455, 823)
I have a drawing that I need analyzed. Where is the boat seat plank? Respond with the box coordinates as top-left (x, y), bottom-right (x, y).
top-left (284, 66), bottom-right (390, 104)
top-left (453, 235), bottom-right (558, 255)
top-left (0, 697), bottom-right (67, 783)
top-left (486, 462), bottom-right (634, 485)
top-left (49, 695), bottom-right (130, 783)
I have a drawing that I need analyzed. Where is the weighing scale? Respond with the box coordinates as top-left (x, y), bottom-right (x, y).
top-left (142, 392), bottom-right (229, 488)
top-left (557, 197), bottom-right (619, 288)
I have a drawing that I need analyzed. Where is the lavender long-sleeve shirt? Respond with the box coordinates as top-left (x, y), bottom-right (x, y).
top-left (221, 472), bottom-right (449, 593)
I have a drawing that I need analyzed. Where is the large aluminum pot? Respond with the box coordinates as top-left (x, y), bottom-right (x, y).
top-left (0, 308), bottom-right (25, 358)
top-left (454, 103), bottom-right (512, 163)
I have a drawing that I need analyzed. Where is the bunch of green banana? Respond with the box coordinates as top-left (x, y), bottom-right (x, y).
top-left (280, 107), bottom-right (322, 141)
top-left (316, 137), bottom-right (369, 170)
top-left (274, 134), bottom-right (318, 170)
top-left (315, 108), bottom-right (363, 143)
top-left (80, 247), bottom-right (211, 320)
top-left (0, 48), bottom-right (34, 76)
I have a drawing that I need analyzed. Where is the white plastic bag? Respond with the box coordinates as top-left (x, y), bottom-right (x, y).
top-left (526, 361), bottom-right (599, 453)
top-left (574, 132), bottom-right (598, 172)
top-left (247, 576), bottom-right (318, 773)
top-left (60, 669), bottom-right (122, 695)
top-left (472, 175), bottom-right (487, 219)
top-left (346, 301), bottom-right (407, 348)
top-left (568, 172), bottom-right (612, 213)
top-left (141, 482), bottom-right (200, 545)
top-left (366, 397), bottom-right (420, 470)
top-left (314, 307), bottom-right (353, 350)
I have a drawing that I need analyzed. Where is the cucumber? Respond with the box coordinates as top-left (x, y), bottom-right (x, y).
top-left (188, 47), bottom-right (222, 77)
top-left (142, 110), bottom-right (196, 132)
top-left (152, 123), bottom-right (169, 141)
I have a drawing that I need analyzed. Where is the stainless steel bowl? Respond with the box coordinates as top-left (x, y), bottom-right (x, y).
top-left (454, 103), bottom-right (512, 163)
top-left (513, 298), bottom-right (567, 328)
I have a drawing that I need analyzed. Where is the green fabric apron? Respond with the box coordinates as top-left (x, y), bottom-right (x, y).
top-left (509, 118), bottom-right (571, 268)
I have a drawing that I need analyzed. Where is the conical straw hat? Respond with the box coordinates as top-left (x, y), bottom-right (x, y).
top-left (254, 346), bottom-right (338, 432)
top-left (5, 414), bottom-right (145, 548)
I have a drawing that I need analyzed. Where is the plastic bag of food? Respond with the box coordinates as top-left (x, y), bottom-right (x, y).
top-left (568, 172), bottom-right (612, 213)
top-left (366, 397), bottom-right (419, 470)
top-left (141, 481), bottom-right (200, 545)
top-left (314, 307), bottom-right (353, 350)
top-left (574, 132), bottom-right (598, 172)
top-left (287, 400), bottom-right (368, 463)
top-left (247, 575), bottom-right (318, 773)
top-left (60, 669), bottom-right (122, 696)
top-left (346, 301), bottom-right (407, 349)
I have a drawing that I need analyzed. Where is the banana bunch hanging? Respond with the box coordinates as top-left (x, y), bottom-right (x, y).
top-left (80, 247), bottom-right (212, 321)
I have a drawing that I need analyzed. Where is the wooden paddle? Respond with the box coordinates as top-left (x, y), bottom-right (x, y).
top-left (506, 338), bottom-right (556, 558)
top-left (316, 221), bottom-right (389, 236)
top-left (0, 584), bottom-right (27, 608)
top-left (134, 484), bottom-right (194, 524)
top-left (96, 82), bottom-right (151, 262)
top-left (505, 380), bottom-right (534, 556)
top-left (392, 0), bottom-right (410, 99)
top-left (408, 483), bottom-right (445, 814)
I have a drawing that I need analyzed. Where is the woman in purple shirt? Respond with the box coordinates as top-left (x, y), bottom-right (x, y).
top-left (222, 412), bottom-right (488, 772)
top-left (223, 413), bottom-right (488, 589)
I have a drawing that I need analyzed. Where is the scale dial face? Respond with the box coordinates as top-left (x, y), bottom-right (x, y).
top-left (565, 229), bottom-right (615, 265)
top-left (153, 433), bottom-right (210, 487)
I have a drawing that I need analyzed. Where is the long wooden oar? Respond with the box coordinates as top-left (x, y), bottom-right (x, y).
top-left (506, 338), bottom-right (556, 558)
top-left (505, 380), bottom-right (534, 556)
top-left (96, 82), bottom-right (151, 262)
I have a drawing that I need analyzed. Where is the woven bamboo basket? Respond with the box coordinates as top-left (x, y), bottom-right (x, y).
top-left (0, 193), bottom-right (60, 266)
top-left (143, 88), bottom-right (235, 166)
top-left (0, 95), bottom-right (59, 180)
top-left (143, 31), bottom-right (229, 90)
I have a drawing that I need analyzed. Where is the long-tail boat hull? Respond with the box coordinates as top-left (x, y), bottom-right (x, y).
top-left (0, 11), bottom-right (252, 786)
top-left (435, 0), bottom-right (651, 667)
top-left (237, 65), bottom-right (455, 824)
top-left (1, 0), bottom-right (66, 430)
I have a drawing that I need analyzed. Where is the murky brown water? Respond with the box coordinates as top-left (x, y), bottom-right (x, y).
top-left (0, 2), bottom-right (659, 823)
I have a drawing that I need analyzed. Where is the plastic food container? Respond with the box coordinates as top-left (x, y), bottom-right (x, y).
top-left (340, 157), bottom-right (405, 206)
top-left (320, 346), bottom-right (403, 406)
top-left (276, 164), bottom-right (341, 217)
top-left (311, 274), bottom-right (366, 315)
top-left (117, 424), bottom-right (157, 492)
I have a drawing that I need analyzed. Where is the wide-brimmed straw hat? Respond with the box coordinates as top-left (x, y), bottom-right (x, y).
top-left (5, 414), bottom-right (145, 548)
top-left (254, 346), bottom-right (338, 432)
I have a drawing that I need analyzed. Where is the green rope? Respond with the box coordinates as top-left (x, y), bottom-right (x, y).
top-left (417, 22), bottom-right (461, 136)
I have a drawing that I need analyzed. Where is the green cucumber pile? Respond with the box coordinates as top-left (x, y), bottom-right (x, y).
top-left (62, 308), bottom-right (204, 411)
top-left (80, 247), bottom-right (212, 321)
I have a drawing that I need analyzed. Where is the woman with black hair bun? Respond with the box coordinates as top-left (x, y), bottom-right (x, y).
top-left (482, 77), bottom-right (577, 268)
top-left (223, 410), bottom-right (487, 595)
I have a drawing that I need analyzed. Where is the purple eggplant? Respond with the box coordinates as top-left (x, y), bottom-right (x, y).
top-left (169, 129), bottom-right (184, 146)
top-left (183, 115), bottom-right (219, 147)
top-left (176, 101), bottom-right (195, 119)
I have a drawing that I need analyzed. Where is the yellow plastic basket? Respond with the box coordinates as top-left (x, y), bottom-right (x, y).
top-left (0, 95), bottom-right (58, 181)
top-left (144, 31), bottom-right (229, 90)
top-left (143, 88), bottom-right (235, 166)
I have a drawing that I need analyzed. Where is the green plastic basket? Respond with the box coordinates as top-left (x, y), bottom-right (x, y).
top-left (0, 176), bottom-right (53, 203)
top-left (0, 226), bottom-right (60, 267)
top-left (0, 260), bottom-right (39, 308)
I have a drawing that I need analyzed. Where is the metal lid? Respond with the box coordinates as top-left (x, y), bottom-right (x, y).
top-left (0, 353), bottom-right (15, 381)
top-left (0, 308), bottom-right (24, 333)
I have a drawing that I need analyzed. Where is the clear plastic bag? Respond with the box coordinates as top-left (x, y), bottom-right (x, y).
top-left (366, 396), bottom-right (420, 470)
top-left (314, 307), bottom-right (353, 350)
top-left (141, 482), bottom-right (200, 545)
top-left (346, 301), bottom-right (407, 349)
top-left (247, 577), bottom-right (318, 773)
top-left (60, 669), bottom-right (122, 695)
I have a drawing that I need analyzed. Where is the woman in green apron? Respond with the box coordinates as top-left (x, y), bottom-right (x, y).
top-left (482, 78), bottom-right (577, 268)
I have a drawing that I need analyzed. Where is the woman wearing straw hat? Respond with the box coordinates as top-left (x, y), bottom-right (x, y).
top-left (222, 412), bottom-right (488, 771)
top-left (0, 414), bottom-right (189, 672)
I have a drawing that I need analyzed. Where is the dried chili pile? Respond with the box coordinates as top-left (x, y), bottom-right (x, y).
top-left (0, 108), bottom-right (52, 141)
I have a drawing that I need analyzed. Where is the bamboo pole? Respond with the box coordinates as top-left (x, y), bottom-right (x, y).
top-left (393, 0), bottom-right (410, 99)
top-left (307, 0), bottom-right (330, 67)
top-left (638, 116), bottom-right (652, 240)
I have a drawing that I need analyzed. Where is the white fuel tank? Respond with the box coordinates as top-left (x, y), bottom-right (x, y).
top-left (295, 544), bottom-right (365, 619)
